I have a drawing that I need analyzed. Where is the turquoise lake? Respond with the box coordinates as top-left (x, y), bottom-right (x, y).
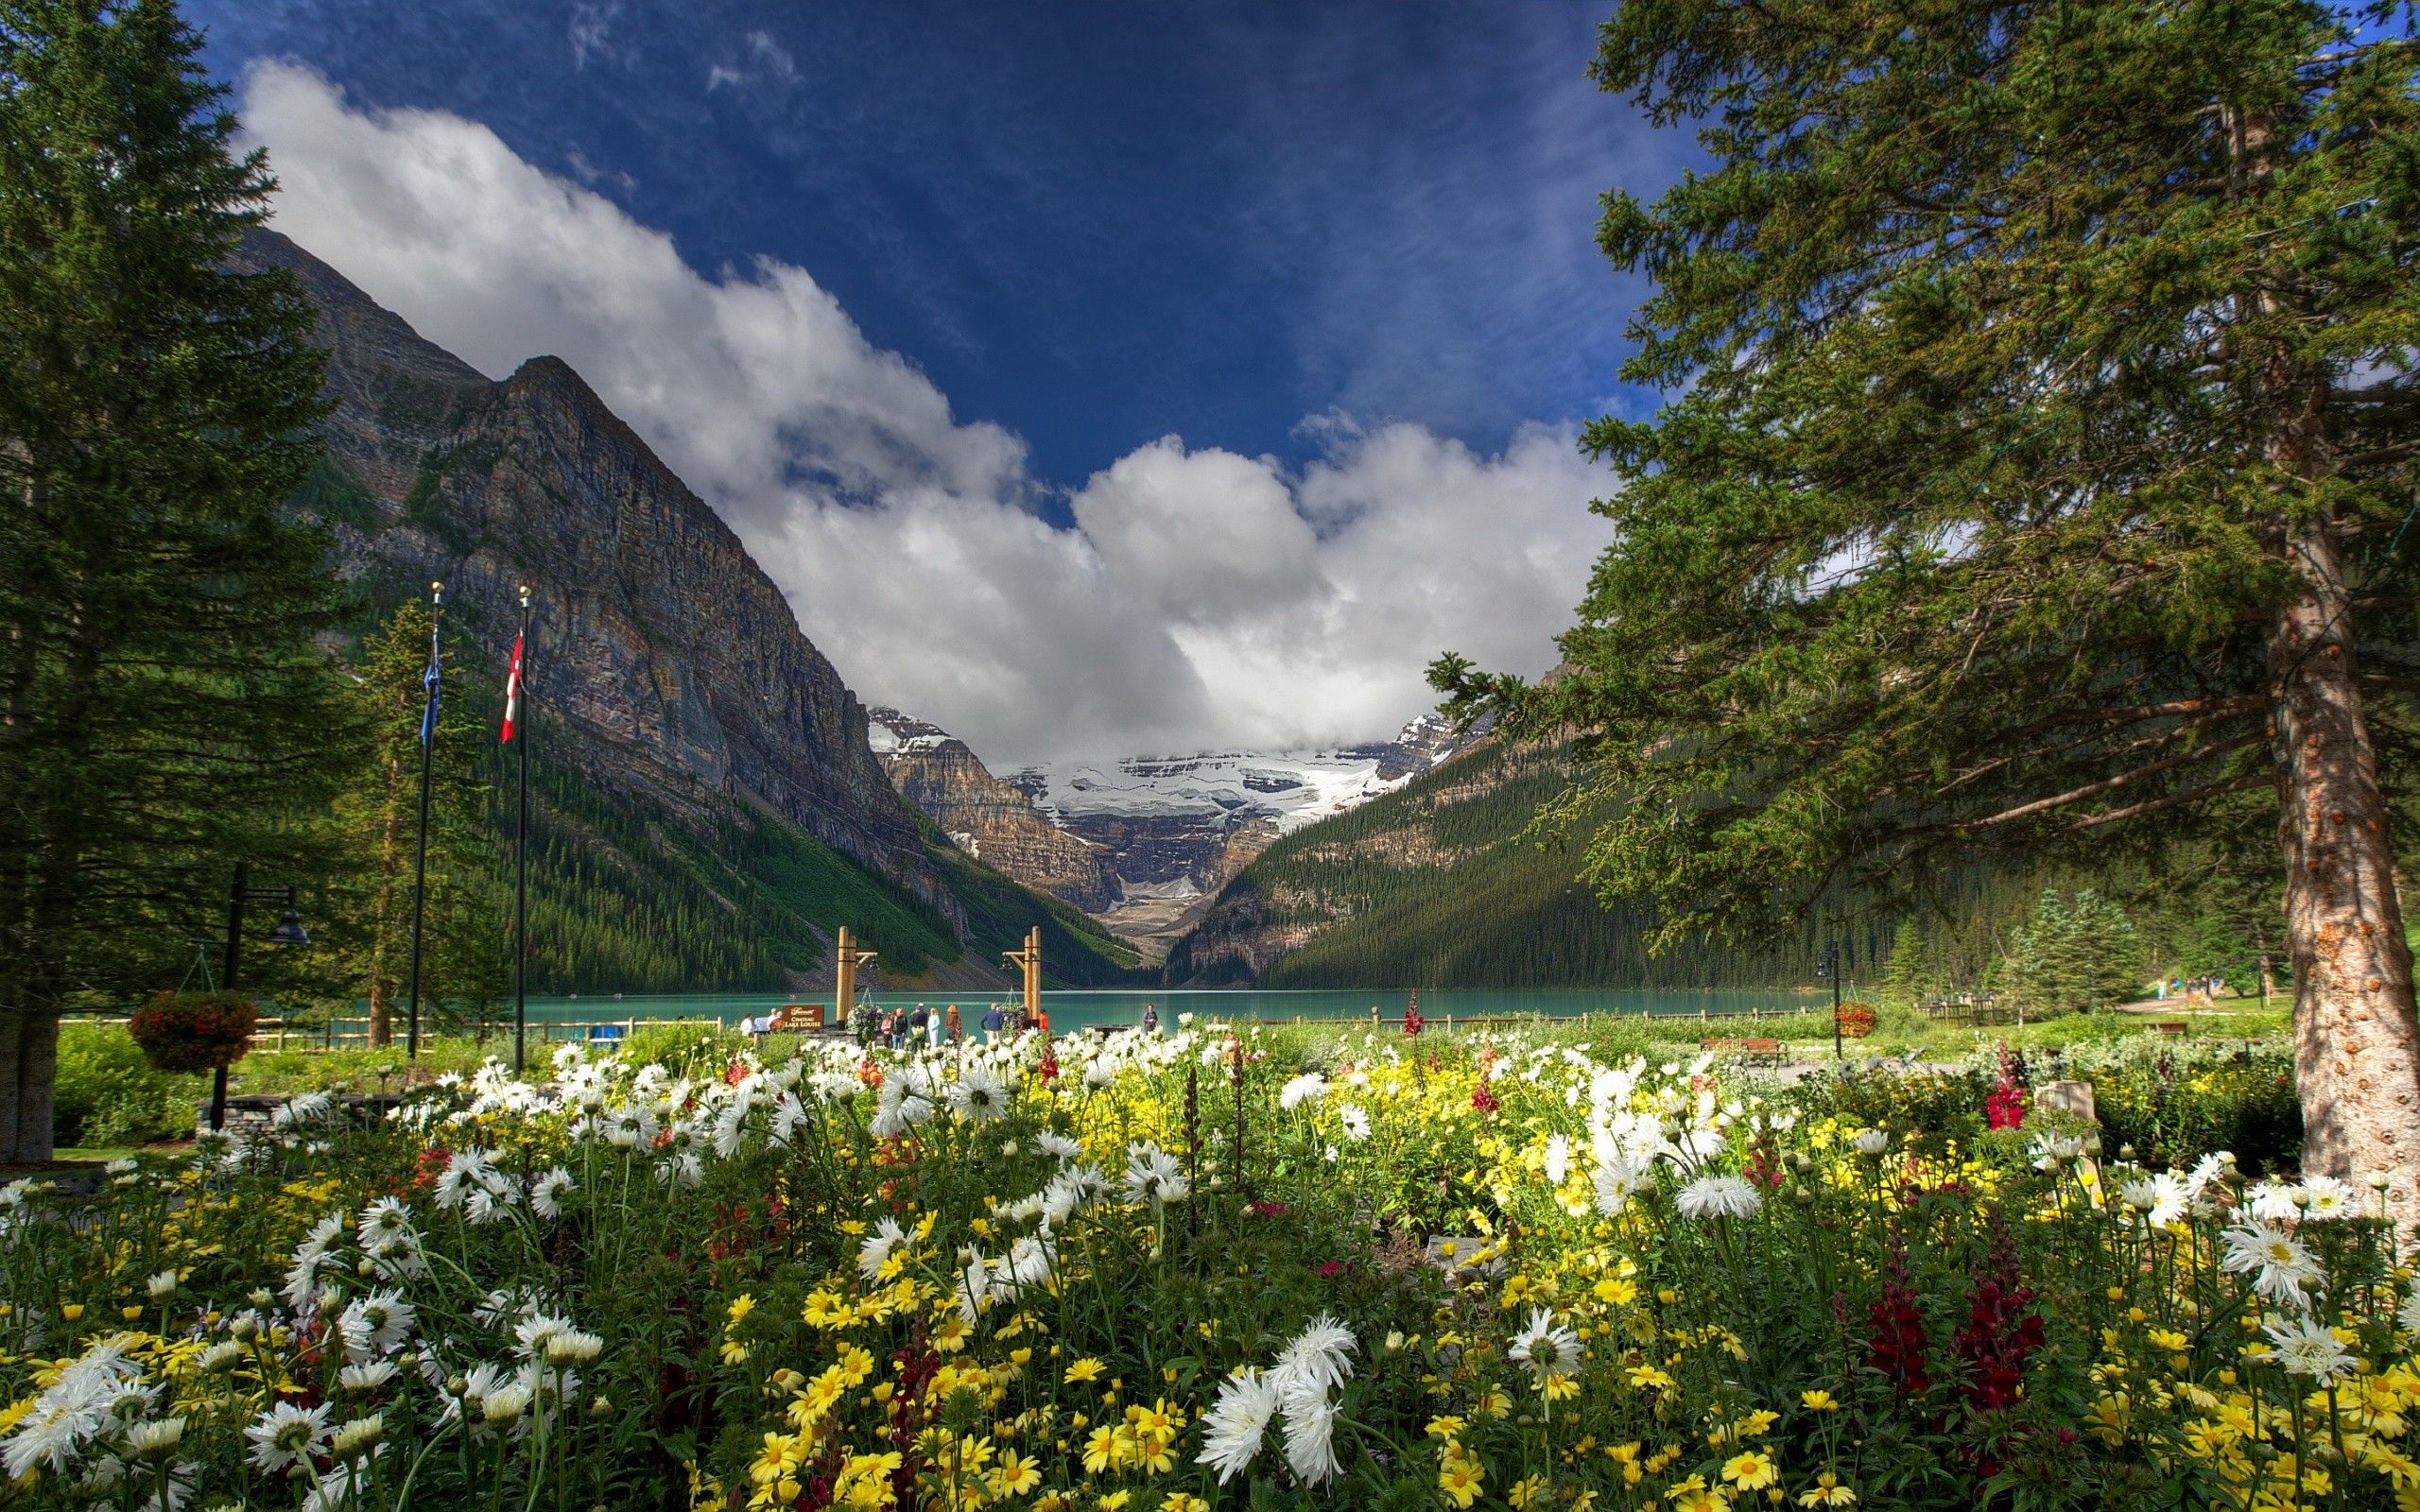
top-left (500, 988), bottom-right (1829, 1034)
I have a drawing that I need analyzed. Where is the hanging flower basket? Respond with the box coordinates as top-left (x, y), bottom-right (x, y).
top-left (128, 990), bottom-right (257, 1073)
top-left (1834, 1001), bottom-right (1878, 1040)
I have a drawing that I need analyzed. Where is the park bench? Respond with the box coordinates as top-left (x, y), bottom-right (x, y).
top-left (584, 1022), bottom-right (625, 1044)
top-left (2153, 1021), bottom-right (2189, 1037)
top-left (1702, 1037), bottom-right (1783, 1065)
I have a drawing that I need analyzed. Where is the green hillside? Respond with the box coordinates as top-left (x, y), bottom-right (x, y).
top-left (1166, 741), bottom-right (1859, 989)
top-left (443, 652), bottom-right (1138, 997)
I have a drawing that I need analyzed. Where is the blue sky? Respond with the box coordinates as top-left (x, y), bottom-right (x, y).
top-left (185, 1), bottom-right (1681, 762)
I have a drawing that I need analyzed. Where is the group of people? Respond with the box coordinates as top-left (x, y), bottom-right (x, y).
top-left (2156, 974), bottom-right (2231, 1004)
top-left (841, 1001), bottom-right (1051, 1048)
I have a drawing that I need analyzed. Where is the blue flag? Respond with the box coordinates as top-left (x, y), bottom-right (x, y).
top-left (420, 623), bottom-right (442, 746)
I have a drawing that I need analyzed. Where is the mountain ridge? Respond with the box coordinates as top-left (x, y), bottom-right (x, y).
top-left (242, 225), bottom-right (1136, 991)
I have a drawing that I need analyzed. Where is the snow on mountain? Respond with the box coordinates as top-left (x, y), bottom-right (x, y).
top-left (1010, 750), bottom-right (1409, 833)
top-left (1009, 714), bottom-right (1476, 836)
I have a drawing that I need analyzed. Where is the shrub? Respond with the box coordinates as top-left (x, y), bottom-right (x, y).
top-left (53, 1021), bottom-right (199, 1147)
top-left (622, 1020), bottom-right (741, 1077)
top-left (127, 990), bottom-right (256, 1073)
top-left (2074, 1042), bottom-right (2302, 1169)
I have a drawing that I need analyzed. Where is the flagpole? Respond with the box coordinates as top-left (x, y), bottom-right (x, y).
top-left (512, 584), bottom-right (531, 1076)
top-left (406, 581), bottom-right (441, 1061)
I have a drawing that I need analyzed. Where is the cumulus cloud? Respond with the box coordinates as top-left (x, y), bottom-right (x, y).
top-left (238, 62), bottom-right (1612, 765)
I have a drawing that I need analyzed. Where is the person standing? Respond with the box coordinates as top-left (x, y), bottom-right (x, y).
top-left (983, 1003), bottom-right (1006, 1044)
top-left (928, 1005), bottom-right (944, 1049)
top-left (1141, 1002), bottom-right (1159, 1036)
top-left (946, 1004), bottom-right (962, 1043)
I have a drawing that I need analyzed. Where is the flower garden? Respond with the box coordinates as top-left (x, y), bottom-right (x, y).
top-left (1, 1022), bottom-right (2404, 1511)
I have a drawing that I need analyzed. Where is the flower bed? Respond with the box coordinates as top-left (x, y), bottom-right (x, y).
top-left (0, 1029), bottom-right (2399, 1510)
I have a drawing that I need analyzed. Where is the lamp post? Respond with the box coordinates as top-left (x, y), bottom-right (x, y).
top-left (1818, 941), bottom-right (1842, 1059)
top-left (213, 861), bottom-right (311, 1130)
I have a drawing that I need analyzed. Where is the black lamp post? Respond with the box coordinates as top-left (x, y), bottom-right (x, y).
top-left (1818, 941), bottom-right (1842, 1059)
top-left (212, 861), bottom-right (311, 1130)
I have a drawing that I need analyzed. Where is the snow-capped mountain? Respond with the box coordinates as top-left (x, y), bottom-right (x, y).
top-left (1011, 735), bottom-right (1449, 835)
top-left (864, 707), bottom-right (1476, 954)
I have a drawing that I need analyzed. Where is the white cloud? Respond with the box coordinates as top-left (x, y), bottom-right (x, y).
top-left (238, 62), bottom-right (1612, 766)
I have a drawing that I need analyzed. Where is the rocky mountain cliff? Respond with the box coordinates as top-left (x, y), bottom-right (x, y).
top-left (239, 227), bottom-right (1137, 991)
top-left (867, 710), bottom-right (1118, 912)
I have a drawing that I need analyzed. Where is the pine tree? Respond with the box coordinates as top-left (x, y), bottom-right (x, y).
top-left (1879, 917), bottom-right (1932, 1007)
top-left (0, 0), bottom-right (347, 1160)
top-left (1438, 1), bottom-right (2420, 1222)
top-left (313, 601), bottom-right (505, 1044)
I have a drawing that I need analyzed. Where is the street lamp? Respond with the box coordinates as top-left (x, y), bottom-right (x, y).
top-left (211, 861), bottom-right (311, 1130)
top-left (1817, 942), bottom-right (1842, 1059)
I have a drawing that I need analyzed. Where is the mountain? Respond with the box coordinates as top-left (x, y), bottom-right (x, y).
top-left (240, 227), bottom-right (1138, 993)
top-left (867, 710), bottom-right (1118, 912)
top-left (1007, 714), bottom-right (1474, 907)
top-left (1164, 737), bottom-right (1823, 988)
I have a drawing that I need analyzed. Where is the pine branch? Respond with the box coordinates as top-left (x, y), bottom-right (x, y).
top-left (1959, 731), bottom-right (2264, 831)
top-left (2071, 773), bottom-right (2272, 830)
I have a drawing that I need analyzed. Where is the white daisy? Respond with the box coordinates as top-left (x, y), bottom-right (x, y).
top-left (1270, 1314), bottom-right (1357, 1396)
top-left (1543, 1134), bottom-right (1573, 1188)
top-left (1507, 1306), bottom-right (1582, 1380)
top-left (857, 1217), bottom-right (908, 1281)
top-left (1195, 1366), bottom-right (1282, 1484)
top-left (2300, 1175), bottom-right (2356, 1221)
top-left (1278, 1073), bottom-right (1329, 1110)
top-left (1675, 1174), bottom-right (1763, 1220)
top-left (530, 1168), bottom-right (576, 1220)
top-left (2221, 1222), bottom-right (2324, 1309)
top-left (2263, 1316), bottom-right (2356, 1383)
top-left (946, 1064), bottom-right (1011, 1125)
top-left (245, 1400), bottom-right (331, 1473)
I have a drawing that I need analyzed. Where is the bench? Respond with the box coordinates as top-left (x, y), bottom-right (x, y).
top-left (2153, 1021), bottom-right (2189, 1037)
top-left (584, 1022), bottom-right (625, 1043)
top-left (1702, 1037), bottom-right (1784, 1064)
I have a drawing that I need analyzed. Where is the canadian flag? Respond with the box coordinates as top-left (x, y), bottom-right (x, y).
top-left (500, 632), bottom-right (524, 744)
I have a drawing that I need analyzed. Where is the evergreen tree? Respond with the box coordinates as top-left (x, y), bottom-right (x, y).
top-left (1878, 917), bottom-right (1932, 1007)
top-left (1438, 1), bottom-right (2420, 1220)
top-left (313, 600), bottom-right (505, 1044)
top-left (0, 0), bottom-right (346, 1160)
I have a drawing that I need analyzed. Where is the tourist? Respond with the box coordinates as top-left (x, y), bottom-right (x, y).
top-left (946, 1004), bottom-right (962, 1042)
top-left (927, 1005), bottom-right (945, 1049)
top-left (982, 1003), bottom-right (1006, 1043)
top-left (1141, 1002), bottom-right (1159, 1035)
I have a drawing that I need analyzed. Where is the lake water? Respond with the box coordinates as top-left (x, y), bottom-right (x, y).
top-left (507, 988), bottom-right (1828, 1034)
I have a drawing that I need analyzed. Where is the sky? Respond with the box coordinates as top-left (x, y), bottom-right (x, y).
top-left (185, 0), bottom-right (1685, 767)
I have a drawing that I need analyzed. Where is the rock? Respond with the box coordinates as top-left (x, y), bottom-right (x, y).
top-left (2037, 1080), bottom-right (2099, 1123)
top-left (868, 710), bottom-right (1118, 911)
top-left (232, 229), bottom-right (963, 929)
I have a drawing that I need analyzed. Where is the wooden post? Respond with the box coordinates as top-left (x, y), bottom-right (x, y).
top-left (1001, 927), bottom-right (1042, 1023)
top-left (836, 927), bottom-right (879, 1026)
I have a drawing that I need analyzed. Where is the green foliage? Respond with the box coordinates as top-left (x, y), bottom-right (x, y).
top-left (2070, 1041), bottom-right (2305, 1172)
top-left (303, 600), bottom-right (506, 1041)
top-left (0, 0), bottom-right (355, 1158)
top-left (1432, 0), bottom-right (2420, 951)
top-left (52, 1022), bottom-right (197, 1147)
top-left (2005, 887), bottom-right (2143, 1017)
top-left (1171, 742), bottom-right (1870, 988)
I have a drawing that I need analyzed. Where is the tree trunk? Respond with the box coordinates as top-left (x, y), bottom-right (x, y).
top-left (0, 1010), bottom-right (59, 1163)
top-left (2271, 520), bottom-right (2420, 1228)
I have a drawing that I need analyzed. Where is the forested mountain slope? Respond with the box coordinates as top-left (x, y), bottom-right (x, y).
top-left (247, 227), bottom-right (1137, 993)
